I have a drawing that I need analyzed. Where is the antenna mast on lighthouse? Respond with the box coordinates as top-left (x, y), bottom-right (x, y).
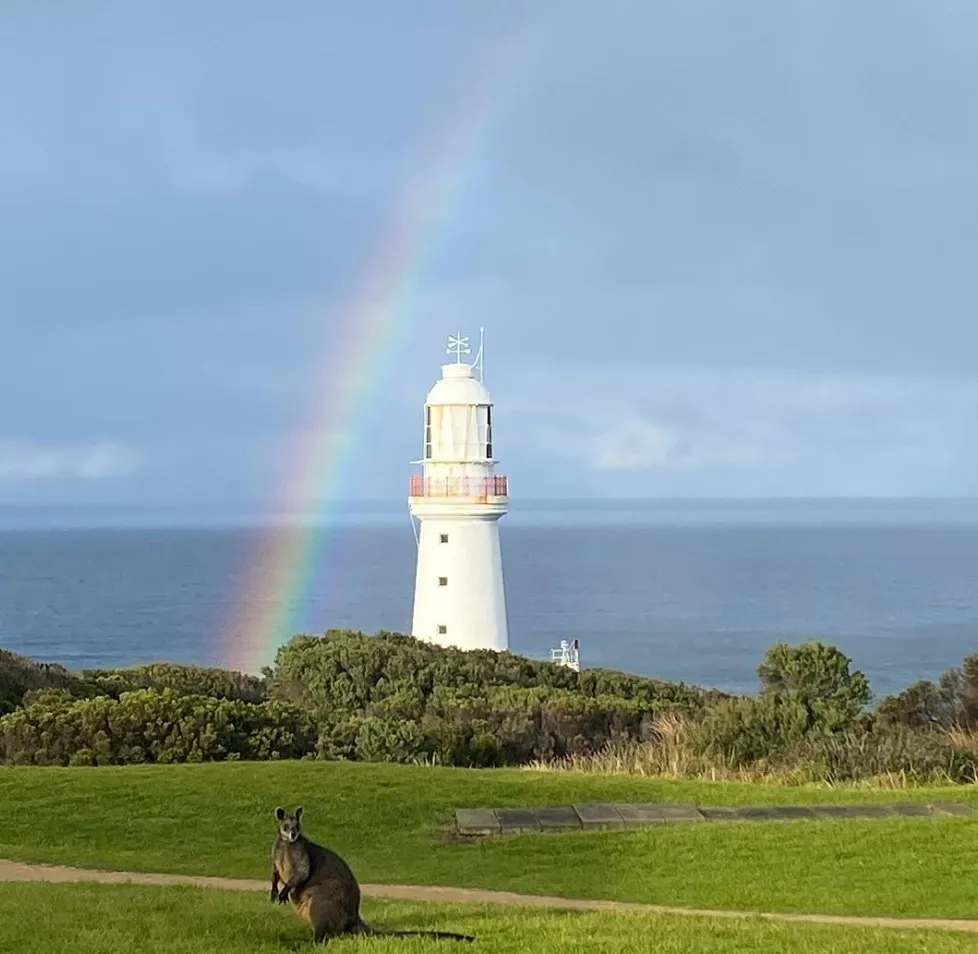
top-left (475, 327), bottom-right (485, 382)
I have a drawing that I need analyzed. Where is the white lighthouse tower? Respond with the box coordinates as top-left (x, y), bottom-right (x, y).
top-left (408, 331), bottom-right (509, 652)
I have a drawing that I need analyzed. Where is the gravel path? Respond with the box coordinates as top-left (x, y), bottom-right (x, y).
top-left (2, 858), bottom-right (976, 935)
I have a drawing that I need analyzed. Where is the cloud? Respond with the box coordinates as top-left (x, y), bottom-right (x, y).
top-left (503, 367), bottom-right (978, 496)
top-left (589, 415), bottom-right (680, 471)
top-left (0, 442), bottom-right (142, 481)
top-left (3, 2), bottom-right (978, 505)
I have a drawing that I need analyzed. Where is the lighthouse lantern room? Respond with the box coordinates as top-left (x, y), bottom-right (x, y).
top-left (408, 331), bottom-right (509, 652)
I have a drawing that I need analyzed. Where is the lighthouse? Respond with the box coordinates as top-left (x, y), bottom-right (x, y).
top-left (408, 331), bottom-right (509, 652)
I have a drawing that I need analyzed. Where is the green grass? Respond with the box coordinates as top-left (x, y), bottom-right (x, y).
top-left (2, 761), bottom-right (978, 920)
top-left (1, 883), bottom-right (975, 954)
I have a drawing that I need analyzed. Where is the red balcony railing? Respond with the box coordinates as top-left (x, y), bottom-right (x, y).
top-left (409, 475), bottom-right (509, 500)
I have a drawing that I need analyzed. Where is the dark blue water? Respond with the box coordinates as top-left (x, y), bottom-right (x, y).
top-left (2, 499), bottom-right (978, 698)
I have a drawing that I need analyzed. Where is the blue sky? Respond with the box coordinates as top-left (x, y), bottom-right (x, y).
top-left (3, 0), bottom-right (978, 508)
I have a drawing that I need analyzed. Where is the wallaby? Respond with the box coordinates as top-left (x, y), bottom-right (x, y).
top-left (271, 806), bottom-right (475, 945)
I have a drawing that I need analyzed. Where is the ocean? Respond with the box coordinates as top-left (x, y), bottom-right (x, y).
top-left (2, 498), bottom-right (978, 698)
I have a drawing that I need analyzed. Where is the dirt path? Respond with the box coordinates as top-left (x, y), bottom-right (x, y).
top-left (1, 858), bottom-right (977, 935)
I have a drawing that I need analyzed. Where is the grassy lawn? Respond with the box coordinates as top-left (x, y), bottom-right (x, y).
top-left (2, 761), bottom-right (978, 919)
top-left (3, 883), bottom-right (976, 954)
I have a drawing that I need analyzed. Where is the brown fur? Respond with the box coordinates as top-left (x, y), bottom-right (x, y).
top-left (271, 806), bottom-right (474, 945)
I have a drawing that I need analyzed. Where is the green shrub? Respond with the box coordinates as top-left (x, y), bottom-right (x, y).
top-left (0, 689), bottom-right (314, 766)
top-left (82, 663), bottom-right (266, 703)
top-left (758, 640), bottom-right (871, 722)
top-left (875, 653), bottom-right (978, 731)
top-left (412, 685), bottom-right (650, 764)
top-left (934, 654), bottom-right (978, 728)
top-left (353, 717), bottom-right (431, 763)
top-left (875, 680), bottom-right (953, 729)
top-left (576, 668), bottom-right (725, 709)
top-left (263, 631), bottom-right (705, 767)
top-left (267, 630), bottom-right (708, 716)
top-left (0, 650), bottom-right (92, 715)
top-left (21, 688), bottom-right (78, 707)
top-left (308, 685), bottom-right (651, 767)
top-left (8, 633), bottom-right (978, 783)
top-left (316, 717), bottom-right (365, 761)
top-left (688, 694), bottom-right (812, 767)
top-left (793, 728), bottom-right (978, 784)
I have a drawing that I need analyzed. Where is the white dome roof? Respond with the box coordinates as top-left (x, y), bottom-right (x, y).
top-left (425, 363), bottom-right (492, 406)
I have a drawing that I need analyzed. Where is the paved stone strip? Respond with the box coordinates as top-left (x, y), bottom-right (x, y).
top-left (2, 859), bottom-right (978, 935)
top-left (455, 801), bottom-right (975, 835)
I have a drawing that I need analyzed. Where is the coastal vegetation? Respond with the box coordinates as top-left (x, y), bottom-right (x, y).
top-left (2, 631), bottom-right (978, 785)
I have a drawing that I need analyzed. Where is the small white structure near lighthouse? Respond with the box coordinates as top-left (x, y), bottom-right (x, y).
top-left (408, 331), bottom-right (509, 652)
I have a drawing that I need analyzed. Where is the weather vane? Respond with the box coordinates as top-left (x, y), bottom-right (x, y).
top-left (445, 329), bottom-right (485, 380)
top-left (447, 332), bottom-right (471, 363)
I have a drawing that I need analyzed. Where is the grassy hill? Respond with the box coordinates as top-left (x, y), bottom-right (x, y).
top-left (2, 759), bottom-right (976, 921)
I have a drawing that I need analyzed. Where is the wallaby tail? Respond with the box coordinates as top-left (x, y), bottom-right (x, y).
top-left (357, 920), bottom-right (474, 942)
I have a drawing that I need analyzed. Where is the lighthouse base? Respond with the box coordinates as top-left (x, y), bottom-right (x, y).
top-left (410, 512), bottom-right (508, 653)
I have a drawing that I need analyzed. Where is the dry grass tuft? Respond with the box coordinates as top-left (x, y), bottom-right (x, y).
top-left (525, 714), bottom-right (780, 783)
top-left (524, 715), bottom-right (978, 789)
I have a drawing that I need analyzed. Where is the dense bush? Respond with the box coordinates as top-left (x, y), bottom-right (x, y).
top-left (421, 686), bottom-right (653, 764)
top-left (0, 650), bottom-right (92, 716)
top-left (268, 629), bottom-right (709, 714)
top-left (791, 727), bottom-right (978, 784)
top-left (82, 662), bottom-right (267, 704)
top-left (353, 716), bottom-right (431, 763)
top-left (689, 693), bottom-right (811, 767)
top-left (1, 650), bottom-right (266, 719)
top-left (758, 640), bottom-right (872, 725)
top-left (0, 688), bottom-right (314, 766)
top-left (4, 630), bottom-right (978, 782)
top-left (875, 680), bottom-right (954, 729)
top-left (688, 642), bottom-right (872, 768)
top-left (262, 630), bottom-right (706, 765)
top-left (875, 654), bottom-right (978, 731)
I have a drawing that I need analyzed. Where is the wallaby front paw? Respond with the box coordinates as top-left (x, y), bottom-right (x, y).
top-left (277, 887), bottom-right (291, 904)
top-left (269, 888), bottom-right (279, 903)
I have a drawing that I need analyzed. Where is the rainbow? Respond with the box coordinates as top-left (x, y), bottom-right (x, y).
top-left (221, 30), bottom-right (540, 674)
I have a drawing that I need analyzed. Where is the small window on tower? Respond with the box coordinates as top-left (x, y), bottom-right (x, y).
top-left (486, 406), bottom-right (493, 458)
top-left (437, 624), bottom-right (447, 635)
top-left (439, 533), bottom-right (449, 544)
top-left (438, 576), bottom-right (448, 586)
top-left (424, 407), bottom-right (432, 458)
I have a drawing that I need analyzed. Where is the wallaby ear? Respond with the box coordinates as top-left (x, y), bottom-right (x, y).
top-left (275, 807), bottom-right (286, 821)
top-left (295, 806), bottom-right (304, 820)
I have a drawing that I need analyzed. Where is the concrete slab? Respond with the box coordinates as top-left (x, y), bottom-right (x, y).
top-left (459, 799), bottom-right (959, 837)
top-left (727, 806), bottom-right (787, 821)
top-left (455, 809), bottom-right (500, 836)
top-left (573, 803), bottom-right (625, 829)
top-left (535, 806), bottom-right (582, 830)
top-left (649, 804), bottom-right (706, 823)
top-left (495, 808), bottom-right (542, 832)
top-left (725, 806), bottom-right (816, 821)
top-left (762, 805), bottom-right (816, 820)
top-left (697, 806), bottom-right (742, 821)
top-left (613, 803), bottom-right (704, 824)
top-left (888, 803), bottom-right (937, 817)
top-left (930, 802), bottom-right (975, 816)
top-left (612, 803), bottom-right (661, 824)
top-left (809, 804), bottom-right (894, 818)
